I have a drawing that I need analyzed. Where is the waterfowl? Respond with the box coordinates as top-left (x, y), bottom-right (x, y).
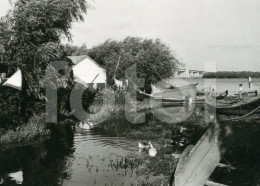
top-left (0, 177), bottom-right (3, 184)
top-left (8, 171), bottom-right (23, 184)
top-left (138, 141), bottom-right (151, 149)
top-left (149, 143), bottom-right (157, 157)
top-left (180, 127), bottom-right (187, 133)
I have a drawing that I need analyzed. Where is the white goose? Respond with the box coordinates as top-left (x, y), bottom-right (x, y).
top-left (8, 171), bottom-right (23, 184)
top-left (138, 141), bottom-right (151, 149)
top-left (149, 142), bottom-right (157, 157)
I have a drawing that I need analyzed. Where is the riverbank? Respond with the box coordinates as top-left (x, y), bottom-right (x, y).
top-left (0, 114), bottom-right (50, 149)
top-left (2, 88), bottom-right (259, 185)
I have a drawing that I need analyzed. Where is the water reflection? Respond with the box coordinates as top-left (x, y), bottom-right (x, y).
top-left (65, 126), bottom-right (159, 185)
top-left (0, 123), bottom-right (161, 186)
top-left (0, 125), bottom-right (75, 185)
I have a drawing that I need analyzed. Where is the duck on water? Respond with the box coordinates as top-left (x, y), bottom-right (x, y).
top-left (138, 141), bottom-right (157, 157)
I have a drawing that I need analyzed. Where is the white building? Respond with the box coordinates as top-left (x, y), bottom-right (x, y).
top-left (68, 55), bottom-right (107, 90)
top-left (174, 68), bottom-right (190, 78)
top-left (174, 68), bottom-right (205, 78)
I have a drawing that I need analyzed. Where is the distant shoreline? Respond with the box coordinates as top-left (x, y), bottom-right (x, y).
top-left (202, 71), bottom-right (260, 79)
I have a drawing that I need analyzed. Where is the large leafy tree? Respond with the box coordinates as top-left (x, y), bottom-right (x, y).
top-left (0, 0), bottom-right (89, 95)
top-left (88, 37), bottom-right (180, 92)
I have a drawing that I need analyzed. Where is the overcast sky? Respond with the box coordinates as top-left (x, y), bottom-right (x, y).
top-left (1, 0), bottom-right (260, 71)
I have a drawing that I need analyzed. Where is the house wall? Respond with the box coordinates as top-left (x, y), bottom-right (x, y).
top-left (73, 58), bottom-right (107, 85)
top-left (175, 69), bottom-right (190, 78)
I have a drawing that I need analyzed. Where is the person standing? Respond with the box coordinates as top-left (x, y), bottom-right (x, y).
top-left (239, 84), bottom-right (243, 99)
top-left (248, 76), bottom-right (252, 88)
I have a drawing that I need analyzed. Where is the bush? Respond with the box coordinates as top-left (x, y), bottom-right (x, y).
top-left (0, 114), bottom-right (50, 146)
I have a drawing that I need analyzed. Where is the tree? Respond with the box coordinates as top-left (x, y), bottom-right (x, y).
top-left (63, 43), bottom-right (88, 56)
top-left (203, 71), bottom-right (260, 78)
top-left (0, 0), bottom-right (89, 95)
top-left (88, 37), bottom-right (180, 92)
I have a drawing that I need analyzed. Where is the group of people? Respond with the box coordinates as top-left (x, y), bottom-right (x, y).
top-left (207, 76), bottom-right (256, 99)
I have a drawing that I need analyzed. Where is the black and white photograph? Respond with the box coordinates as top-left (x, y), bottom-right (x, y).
top-left (0, 0), bottom-right (260, 185)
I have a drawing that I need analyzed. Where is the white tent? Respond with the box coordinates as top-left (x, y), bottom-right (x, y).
top-left (3, 69), bottom-right (22, 90)
top-left (69, 56), bottom-right (107, 87)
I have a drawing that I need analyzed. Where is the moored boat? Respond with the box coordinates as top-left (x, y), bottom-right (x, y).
top-left (206, 95), bottom-right (260, 115)
top-left (151, 83), bottom-right (198, 101)
top-left (166, 82), bottom-right (198, 90)
top-left (173, 125), bottom-right (222, 186)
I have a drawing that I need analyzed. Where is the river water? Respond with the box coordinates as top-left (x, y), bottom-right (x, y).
top-left (63, 127), bottom-right (162, 186)
top-left (161, 78), bottom-right (260, 94)
top-left (0, 78), bottom-right (260, 185)
top-left (187, 78), bottom-right (260, 94)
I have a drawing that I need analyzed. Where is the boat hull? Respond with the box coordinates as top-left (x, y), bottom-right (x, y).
top-left (207, 96), bottom-right (260, 115)
top-left (153, 84), bottom-right (198, 100)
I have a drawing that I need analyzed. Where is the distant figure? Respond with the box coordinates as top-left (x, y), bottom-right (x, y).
top-left (248, 76), bottom-right (252, 88)
top-left (239, 84), bottom-right (243, 99)
top-left (209, 88), bottom-right (216, 97)
top-left (225, 90), bottom-right (229, 96)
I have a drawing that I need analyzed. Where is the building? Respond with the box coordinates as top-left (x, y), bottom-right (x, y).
top-left (68, 55), bottom-right (107, 90)
top-left (174, 68), bottom-right (190, 78)
top-left (189, 70), bottom-right (205, 78)
top-left (2, 69), bottom-right (22, 90)
top-left (174, 68), bottom-right (205, 78)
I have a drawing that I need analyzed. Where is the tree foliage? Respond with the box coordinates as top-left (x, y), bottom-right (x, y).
top-left (63, 43), bottom-right (88, 56)
top-left (0, 0), bottom-right (89, 94)
top-left (203, 71), bottom-right (260, 78)
top-left (88, 37), bottom-right (180, 92)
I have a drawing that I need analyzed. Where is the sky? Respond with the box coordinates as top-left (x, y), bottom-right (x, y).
top-left (1, 0), bottom-right (260, 72)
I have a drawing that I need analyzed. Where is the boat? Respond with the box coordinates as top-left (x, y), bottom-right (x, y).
top-left (151, 83), bottom-right (198, 101)
top-left (159, 97), bottom-right (205, 107)
top-left (197, 90), bottom-right (228, 100)
top-left (206, 95), bottom-right (260, 115)
top-left (157, 89), bottom-right (229, 107)
top-left (215, 90), bottom-right (229, 100)
top-left (173, 125), bottom-right (224, 186)
top-left (166, 83), bottom-right (198, 90)
top-left (234, 90), bottom-right (258, 97)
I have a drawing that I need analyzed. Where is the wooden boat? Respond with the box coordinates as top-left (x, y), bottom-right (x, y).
top-left (173, 125), bottom-right (225, 186)
top-left (152, 83), bottom-right (198, 101)
top-left (206, 95), bottom-right (260, 115)
top-left (215, 90), bottom-right (229, 100)
top-left (197, 90), bottom-right (228, 100)
top-left (234, 90), bottom-right (258, 97)
top-left (160, 97), bottom-right (205, 107)
top-left (166, 83), bottom-right (198, 90)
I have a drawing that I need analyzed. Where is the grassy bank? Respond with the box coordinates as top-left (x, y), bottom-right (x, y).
top-left (0, 114), bottom-right (50, 148)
